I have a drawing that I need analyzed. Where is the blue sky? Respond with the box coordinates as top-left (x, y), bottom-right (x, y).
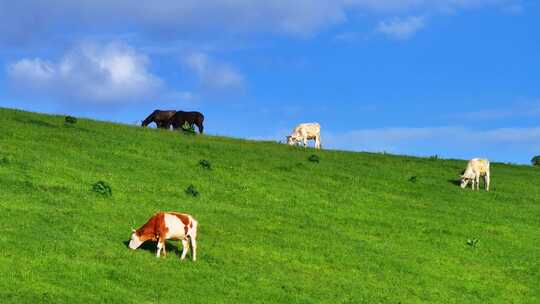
top-left (1, 0), bottom-right (539, 164)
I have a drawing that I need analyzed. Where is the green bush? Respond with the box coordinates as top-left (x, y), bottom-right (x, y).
top-left (181, 121), bottom-right (196, 135)
top-left (308, 154), bottom-right (320, 163)
top-left (466, 238), bottom-right (479, 248)
top-left (0, 155), bottom-right (12, 165)
top-left (531, 155), bottom-right (540, 166)
top-left (199, 159), bottom-right (212, 170)
top-left (65, 116), bottom-right (77, 125)
top-left (185, 184), bottom-right (199, 197)
top-left (92, 181), bottom-right (112, 197)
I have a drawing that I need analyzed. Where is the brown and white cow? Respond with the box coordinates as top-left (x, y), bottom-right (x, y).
top-left (287, 122), bottom-right (321, 149)
top-left (129, 212), bottom-right (198, 261)
top-left (460, 158), bottom-right (490, 191)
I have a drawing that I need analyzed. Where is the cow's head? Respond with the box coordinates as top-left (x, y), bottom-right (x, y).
top-left (460, 176), bottom-right (470, 188)
top-left (287, 135), bottom-right (299, 146)
top-left (460, 171), bottom-right (474, 188)
top-left (128, 229), bottom-right (144, 249)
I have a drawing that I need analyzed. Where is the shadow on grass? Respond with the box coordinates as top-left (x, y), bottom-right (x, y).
top-left (123, 240), bottom-right (181, 257)
top-left (448, 179), bottom-right (461, 186)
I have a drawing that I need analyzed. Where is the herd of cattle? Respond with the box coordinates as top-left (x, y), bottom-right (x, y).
top-left (130, 109), bottom-right (492, 261)
top-left (141, 109), bottom-right (322, 148)
top-left (142, 109), bottom-right (205, 134)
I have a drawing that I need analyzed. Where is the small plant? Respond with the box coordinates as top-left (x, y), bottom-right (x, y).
top-left (185, 184), bottom-right (199, 197)
top-left (531, 155), bottom-right (540, 166)
top-left (308, 154), bottom-right (320, 163)
top-left (408, 176), bottom-right (417, 183)
top-left (0, 155), bottom-right (12, 165)
top-left (92, 181), bottom-right (112, 197)
top-left (466, 238), bottom-right (479, 248)
top-left (65, 116), bottom-right (77, 125)
top-left (181, 121), bottom-right (196, 135)
top-left (199, 159), bottom-right (211, 170)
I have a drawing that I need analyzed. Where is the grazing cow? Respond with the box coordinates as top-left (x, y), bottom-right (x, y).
top-left (287, 123), bottom-right (321, 149)
top-left (170, 111), bottom-right (205, 134)
top-left (128, 212), bottom-right (198, 261)
top-left (141, 110), bottom-right (177, 129)
top-left (460, 158), bottom-right (490, 191)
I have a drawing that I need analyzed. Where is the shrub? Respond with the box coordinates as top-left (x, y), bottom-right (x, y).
top-left (185, 184), bottom-right (199, 197)
top-left (0, 155), bottom-right (12, 165)
top-left (199, 159), bottom-right (211, 170)
top-left (65, 116), bottom-right (77, 125)
top-left (466, 238), bottom-right (479, 248)
top-left (408, 176), bottom-right (417, 183)
top-left (308, 154), bottom-right (320, 163)
top-left (531, 155), bottom-right (540, 166)
top-left (92, 181), bottom-right (112, 197)
top-left (181, 121), bottom-right (196, 135)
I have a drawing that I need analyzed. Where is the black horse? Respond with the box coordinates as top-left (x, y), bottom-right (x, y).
top-left (141, 110), bottom-right (177, 129)
top-left (170, 111), bottom-right (205, 134)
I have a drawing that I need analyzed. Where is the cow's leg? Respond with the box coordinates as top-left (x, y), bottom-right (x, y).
top-left (156, 241), bottom-right (162, 257)
top-left (156, 238), bottom-right (166, 258)
top-left (485, 173), bottom-right (490, 191)
top-left (190, 236), bottom-right (197, 261)
top-left (173, 119), bottom-right (184, 131)
top-left (315, 135), bottom-right (321, 149)
top-left (180, 238), bottom-right (189, 260)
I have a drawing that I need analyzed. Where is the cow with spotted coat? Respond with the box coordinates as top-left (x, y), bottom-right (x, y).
top-left (129, 212), bottom-right (198, 261)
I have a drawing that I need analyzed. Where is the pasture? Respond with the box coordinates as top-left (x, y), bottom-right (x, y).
top-left (0, 107), bottom-right (538, 303)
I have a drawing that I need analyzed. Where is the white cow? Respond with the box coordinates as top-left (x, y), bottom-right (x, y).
top-left (287, 123), bottom-right (321, 149)
top-left (460, 158), bottom-right (490, 191)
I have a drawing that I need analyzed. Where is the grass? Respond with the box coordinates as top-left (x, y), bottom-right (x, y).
top-left (0, 107), bottom-right (539, 303)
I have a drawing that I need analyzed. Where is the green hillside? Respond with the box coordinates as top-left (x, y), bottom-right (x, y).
top-left (0, 107), bottom-right (538, 303)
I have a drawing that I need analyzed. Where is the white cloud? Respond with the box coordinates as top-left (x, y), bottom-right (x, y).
top-left (456, 99), bottom-right (540, 120)
top-left (321, 126), bottom-right (540, 163)
top-left (344, 0), bottom-right (520, 13)
top-left (0, 0), bottom-right (521, 45)
top-left (8, 59), bottom-right (55, 83)
top-left (333, 31), bottom-right (365, 43)
top-left (377, 16), bottom-right (426, 39)
top-left (501, 3), bottom-right (524, 14)
top-left (7, 42), bottom-right (162, 104)
top-left (184, 52), bottom-right (245, 92)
